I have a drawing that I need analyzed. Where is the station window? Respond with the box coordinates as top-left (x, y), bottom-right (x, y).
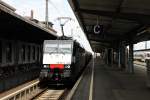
top-left (21, 45), bottom-right (26, 62)
top-left (37, 47), bottom-right (39, 61)
top-left (0, 41), bottom-right (2, 63)
top-left (6, 42), bottom-right (12, 63)
top-left (33, 46), bottom-right (35, 60)
top-left (27, 46), bottom-right (30, 62)
top-left (38, 47), bottom-right (41, 62)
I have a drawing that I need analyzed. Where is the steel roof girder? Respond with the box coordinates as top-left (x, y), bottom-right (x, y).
top-left (78, 8), bottom-right (150, 25)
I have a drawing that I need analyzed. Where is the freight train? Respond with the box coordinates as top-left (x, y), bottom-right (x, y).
top-left (39, 39), bottom-right (92, 85)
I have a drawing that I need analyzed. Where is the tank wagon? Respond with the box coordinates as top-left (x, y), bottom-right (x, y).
top-left (39, 40), bottom-right (92, 85)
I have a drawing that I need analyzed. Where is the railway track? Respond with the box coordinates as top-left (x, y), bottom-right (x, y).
top-left (32, 89), bottom-right (66, 100)
top-left (0, 79), bottom-right (67, 100)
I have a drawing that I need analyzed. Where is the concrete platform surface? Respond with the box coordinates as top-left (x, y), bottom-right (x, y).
top-left (72, 57), bottom-right (150, 100)
top-left (71, 60), bottom-right (92, 100)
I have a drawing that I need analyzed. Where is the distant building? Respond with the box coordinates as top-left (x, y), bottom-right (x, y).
top-left (1, 1), bottom-right (57, 34)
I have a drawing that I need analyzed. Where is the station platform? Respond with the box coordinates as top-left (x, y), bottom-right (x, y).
top-left (72, 57), bottom-right (150, 100)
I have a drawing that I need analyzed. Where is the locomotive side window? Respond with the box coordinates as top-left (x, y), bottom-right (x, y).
top-left (6, 42), bottom-right (12, 63)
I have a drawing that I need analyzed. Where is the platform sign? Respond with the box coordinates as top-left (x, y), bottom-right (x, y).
top-left (93, 24), bottom-right (103, 35)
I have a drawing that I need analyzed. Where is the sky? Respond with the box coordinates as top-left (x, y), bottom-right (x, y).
top-left (2, 0), bottom-right (93, 52)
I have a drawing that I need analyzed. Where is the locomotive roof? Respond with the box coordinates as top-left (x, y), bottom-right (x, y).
top-left (44, 39), bottom-right (74, 42)
top-left (44, 39), bottom-right (84, 49)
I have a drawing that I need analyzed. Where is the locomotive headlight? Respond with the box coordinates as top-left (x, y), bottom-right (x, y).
top-left (43, 65), bottom-right (49, 68)
top-left (65, 65), bottom-right (70, 69)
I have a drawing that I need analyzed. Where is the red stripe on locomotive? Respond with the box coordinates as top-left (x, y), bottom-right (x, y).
top-left (50, 64), bottom-right (64, 69)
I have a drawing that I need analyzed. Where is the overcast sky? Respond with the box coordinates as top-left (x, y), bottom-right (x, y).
top-left (2, 0), bottom-right (93, 52)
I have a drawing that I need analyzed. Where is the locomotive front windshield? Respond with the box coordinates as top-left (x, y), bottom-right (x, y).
top-left (43, 40), bottom-right (73, 64)
top-left (44, 43), bottom-right (72, 54)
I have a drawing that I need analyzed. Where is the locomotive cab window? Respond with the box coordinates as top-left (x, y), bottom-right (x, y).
top-left (43, 40), bottom-right (73, 65)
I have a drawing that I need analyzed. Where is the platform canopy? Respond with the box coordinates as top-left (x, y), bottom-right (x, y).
top-left (69, 0), bottom-right (150, 52)
top-left (0, 1), bottom-right (57, 43)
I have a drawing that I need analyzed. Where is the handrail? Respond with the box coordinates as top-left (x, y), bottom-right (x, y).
top-left (0, 80), bottom-right (40, 100)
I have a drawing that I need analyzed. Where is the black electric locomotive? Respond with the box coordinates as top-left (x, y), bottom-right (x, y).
top-left (39, 39), bottom-right (92, 85)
